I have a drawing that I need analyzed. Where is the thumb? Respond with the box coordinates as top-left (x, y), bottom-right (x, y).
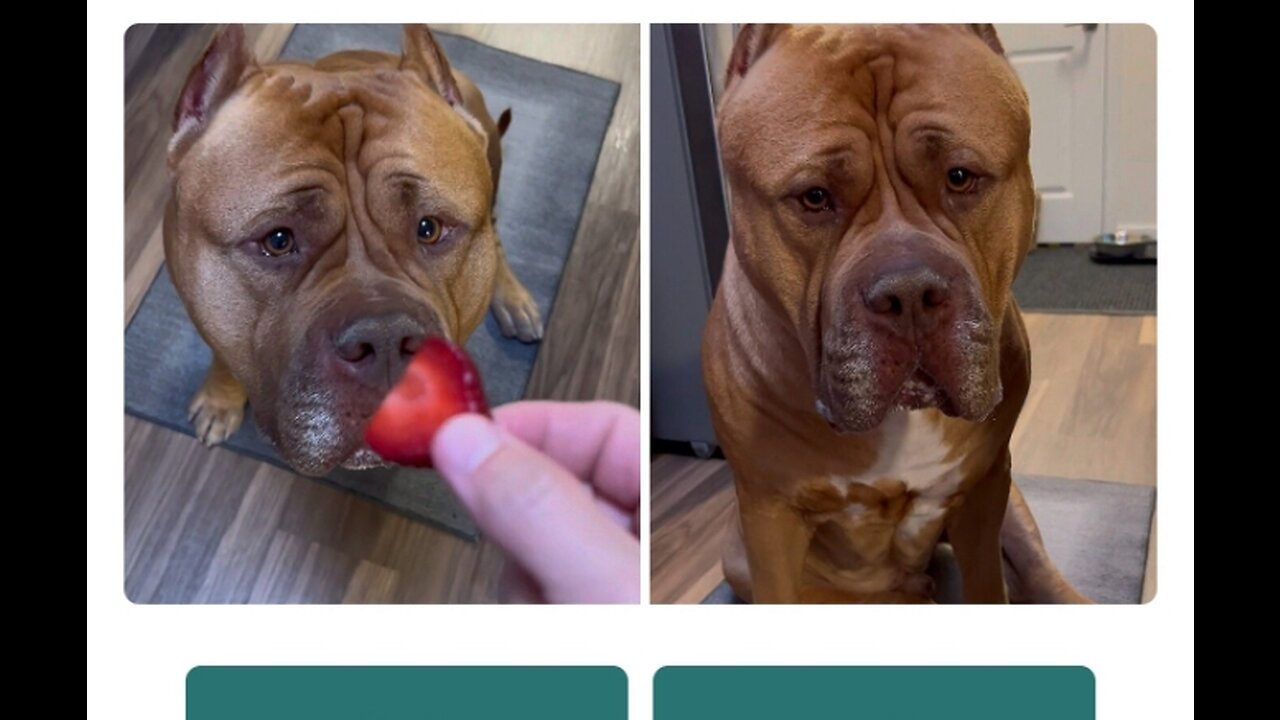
top-left (431, 414), bottom-right (639, 603)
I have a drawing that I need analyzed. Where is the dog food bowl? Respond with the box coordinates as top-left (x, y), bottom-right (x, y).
top-left (1089, 232), bottom-right (1156, 262)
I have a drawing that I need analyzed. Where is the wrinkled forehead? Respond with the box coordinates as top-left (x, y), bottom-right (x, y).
top-left (718, 25), bottom-right (1029, 170)
top-left (180, 64), bottom-right (486, 187)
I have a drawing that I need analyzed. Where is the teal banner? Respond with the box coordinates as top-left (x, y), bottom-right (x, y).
top-left (655, 666), bottom-right (1094, 720)
top-left (188, 666), bottom-right (627, 720)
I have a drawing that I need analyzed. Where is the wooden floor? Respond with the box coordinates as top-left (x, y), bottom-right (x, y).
top-left (124, 24), bottom-right (640, 603)
top-left (651, 313), bottom-right (1158, 604)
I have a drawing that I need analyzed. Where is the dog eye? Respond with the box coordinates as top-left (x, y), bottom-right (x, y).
top-left (417, 215), bottom-right (444, 244)
top-left (945, 167), bottom-right (978, 193)
top-left (260, 228), bottom-right (297, 256)
top-left (799, 187), bottom-right (833, 212)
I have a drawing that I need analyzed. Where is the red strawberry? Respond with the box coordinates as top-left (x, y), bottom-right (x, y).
top-left (364, 337), bottom-right (490, 467)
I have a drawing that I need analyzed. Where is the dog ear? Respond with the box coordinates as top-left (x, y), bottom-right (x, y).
top-left (968, 24), bottom-right (1006, 55)
top-left (400, 25), bottom-right (488, 141)
top-left (725, 24), bottom-right (788, 91)
top-left (400, 24), bottom-right (465, 107)
top-left (169, 24), bottom-right (255, 165)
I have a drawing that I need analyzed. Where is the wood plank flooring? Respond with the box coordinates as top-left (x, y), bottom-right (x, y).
top-left (651, 313), bottom-right (1158, 604)
top-left (123, 24), bottom-right (639, 603)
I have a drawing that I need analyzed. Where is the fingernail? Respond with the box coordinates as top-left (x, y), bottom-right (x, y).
top-left (432, 414), bottom-right (503, 479)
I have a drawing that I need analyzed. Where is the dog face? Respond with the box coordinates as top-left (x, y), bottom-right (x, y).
top-left (716, 24), bottom-right (1035, 432)
top-left (164, 26), bottom-right (498, 474)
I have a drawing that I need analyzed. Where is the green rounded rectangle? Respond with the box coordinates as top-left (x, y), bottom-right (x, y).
top-left (188, 666), bottom-right (627, 720)
top-left (654, 666), bottom-right (1094, 720)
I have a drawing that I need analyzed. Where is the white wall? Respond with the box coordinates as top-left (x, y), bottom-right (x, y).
top-left (703, 23), bottom-right (735, 106)
top-left (1104, 24), bottom-right (1158, 237)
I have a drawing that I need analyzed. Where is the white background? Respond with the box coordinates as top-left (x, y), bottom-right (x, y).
top-left (87, 3), bottom-right (1194, 719)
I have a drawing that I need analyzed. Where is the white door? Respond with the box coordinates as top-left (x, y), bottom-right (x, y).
top-left (997, 24), bottom-right (1107, 245)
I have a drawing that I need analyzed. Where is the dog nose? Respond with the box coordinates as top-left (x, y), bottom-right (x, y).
top-left (332, 313), bottom-right (427, 387)
top-left (863, 264), bottom-right (952, 335)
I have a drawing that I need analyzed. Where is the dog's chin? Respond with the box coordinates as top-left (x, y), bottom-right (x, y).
top-left (816, 371), bottom-right (946, 434)
top-left (888, 369), bottom-right (954, 414)
top-left (341, 446), bottom-right (390, 470)
top-left (268, 364), bottom-right (393, 475)
top-left (273, 433), bottom-right (386, 476)
top-left (265, 394), bottom-right (381, 476)
top-left (816, 366), bottom-right (999, 434)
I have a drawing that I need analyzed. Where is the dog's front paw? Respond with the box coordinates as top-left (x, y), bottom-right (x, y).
top-left (187, 371), bottom-right (247, 447)
top-left (491, 279), bottom-right (544, 343)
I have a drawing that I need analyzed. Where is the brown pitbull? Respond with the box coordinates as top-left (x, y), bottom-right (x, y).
top-left (164, 25), bottom-right (542, 476)
top-left (703, 24), bottom-right (1088, 603)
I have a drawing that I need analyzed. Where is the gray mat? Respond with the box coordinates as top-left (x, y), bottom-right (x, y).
top-left (1013, 244), bottom-right (1157, 315)
top-left (124, 26), bottom-right (619, 538)
top-left (702, 473), bottom-right (1156, 604)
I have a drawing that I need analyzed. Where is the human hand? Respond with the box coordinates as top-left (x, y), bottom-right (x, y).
top-left (431, 400), bottom-right (640, 603)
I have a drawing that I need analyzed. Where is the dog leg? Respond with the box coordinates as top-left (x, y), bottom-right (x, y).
top-left (1002, 482), bottom-right (1094, 604)
top-left (947, 459), bottom-right (1012, 603)
top-left (187, 354), bottom-right (247, 446)
top-left (737, 492), bottom-right (813, 604)
top-left (489, 237), bottom-right (544, 343)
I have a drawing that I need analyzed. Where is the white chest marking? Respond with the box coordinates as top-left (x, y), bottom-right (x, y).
top-left (867, 411), bottom-right (960, 491)
top-left (830, 410), bottom-right (965, 535)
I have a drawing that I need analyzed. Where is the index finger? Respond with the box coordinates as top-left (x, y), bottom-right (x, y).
top-left (492, 400), bottom-right (640, 511)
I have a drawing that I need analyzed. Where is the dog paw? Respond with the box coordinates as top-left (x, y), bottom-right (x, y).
top-left (491, 281), bottom-right (544, 343)
top-left (187, 380), bottom-right (246, 447)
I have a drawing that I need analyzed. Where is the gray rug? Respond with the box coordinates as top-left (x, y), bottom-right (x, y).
top-left (1013, 244), bottom-right (1156, 315)
top-left (124, 26), bottom-right (619, 538)
top-left (703, 473), bottom-right (1155, 604)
